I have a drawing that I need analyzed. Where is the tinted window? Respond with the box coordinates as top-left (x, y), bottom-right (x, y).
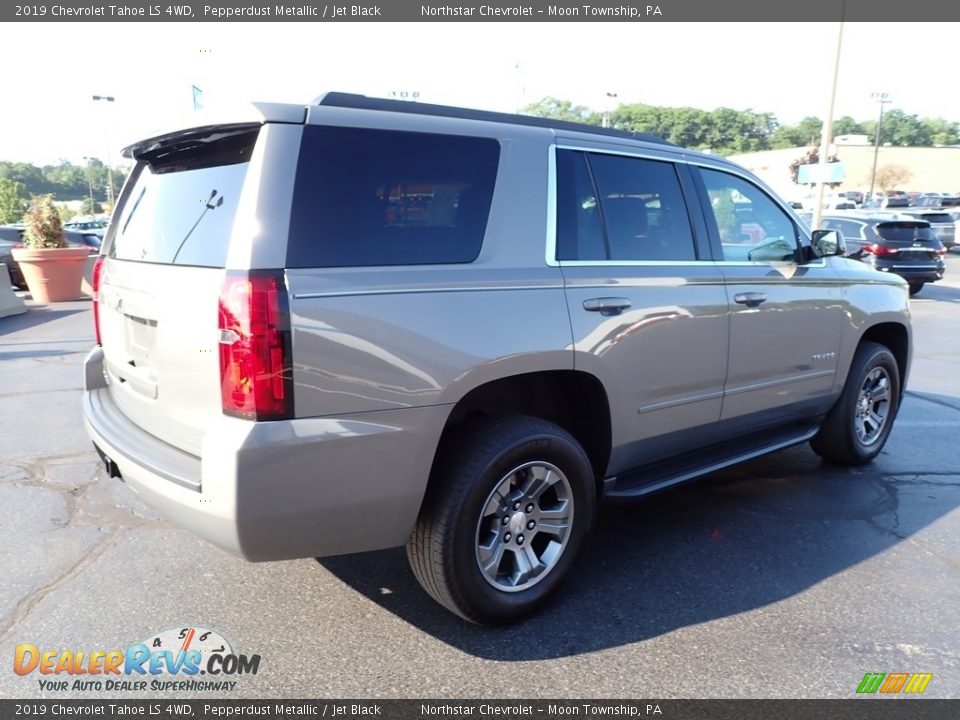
top-left (699, 168), bottom-right (798, 262)
top-left (874, 222), bottom-right (937, 244)
top-left (822, 218), bottom-right (866, 243)
top-left (288, 126), bottom-right (499, 268)
top-left (556, 151), bottom-right (606, 261)
top-left (108, 130), bottom-right (256, 267)
top-left (582, 153), bottom-right (695, 261)
top-left (916, 213), bottom-right (952, 223)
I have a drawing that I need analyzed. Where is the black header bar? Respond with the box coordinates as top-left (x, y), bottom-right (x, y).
top-left (1, 700), bottom-right (958, 720)
top-left (5, 0), bottom-right (960, 22)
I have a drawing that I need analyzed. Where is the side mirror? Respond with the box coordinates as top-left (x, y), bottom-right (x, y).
top-left (811, 229), bottom-right (846, 257)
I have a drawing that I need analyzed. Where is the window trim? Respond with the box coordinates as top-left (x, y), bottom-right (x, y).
top-left (548, 144), bottom-right (708, 267)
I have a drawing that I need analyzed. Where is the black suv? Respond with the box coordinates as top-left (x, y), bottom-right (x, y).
top-left (819, 214), bottom-right (946, 295)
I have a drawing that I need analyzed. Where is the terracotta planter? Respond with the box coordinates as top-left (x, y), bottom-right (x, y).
top-left (11, 246), bottom-right (92, 303)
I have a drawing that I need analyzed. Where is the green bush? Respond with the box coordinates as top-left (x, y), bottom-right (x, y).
top-left (22, 194), bottom-right (67, 249)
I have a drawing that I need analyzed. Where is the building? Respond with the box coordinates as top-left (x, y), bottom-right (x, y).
top-left (727, 145), bottom-right (960, 200)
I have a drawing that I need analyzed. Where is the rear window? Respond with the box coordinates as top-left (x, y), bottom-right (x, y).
top-left (873, 222), bottom-right (936, 244)
top-left (916, 213), bottom-right (952, 224)
top-left (106, 127), bottom-right (257, 267)
top-left (287, 126), bottom-right (499, 268)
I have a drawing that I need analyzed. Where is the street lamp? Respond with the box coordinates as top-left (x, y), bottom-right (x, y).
top-left (602, 92), bottom-right (618, 129)
top-left (82, 156), bottom-right (98, 215)
top-left (92, 95), bottom-right (116, 208)
top-left (867, 92), bottom-right (892, 202)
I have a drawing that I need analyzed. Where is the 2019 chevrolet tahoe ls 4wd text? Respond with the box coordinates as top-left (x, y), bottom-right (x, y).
top-left (83, 93), bottom-right (911, 624)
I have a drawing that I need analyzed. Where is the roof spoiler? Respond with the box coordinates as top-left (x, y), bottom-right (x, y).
top-left (122, 101), bottom-right (307, 159)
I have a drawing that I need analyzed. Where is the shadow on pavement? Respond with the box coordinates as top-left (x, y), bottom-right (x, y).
top-left (0, 348), bottom-right (89, 360)
top-left (914, 282), bottom-right (960, 302)
top-left (0, 303), bottom-right (90, 336)
top-left (318, 394), bottom-right (960, 661)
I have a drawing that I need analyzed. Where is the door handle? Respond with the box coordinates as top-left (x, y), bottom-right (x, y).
top-left (734, 292), bottom-right (767, 308)
top-left (583, 297), bottom-right (632, 316)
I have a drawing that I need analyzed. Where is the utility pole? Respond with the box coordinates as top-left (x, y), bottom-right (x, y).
top-left (867, 92), bottom-right (892, 202)
top-left (82, 156), bottom-right (97, 214)
top-left (92, 95), bottom-right (116, 209)
top-left (812, 12), bottom-right (845, 231)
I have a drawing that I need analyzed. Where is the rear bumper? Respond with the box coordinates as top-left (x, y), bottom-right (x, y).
top-left (867, 260), bottom-right (944, 284)
top-left (82, 347), bottom-right (449, 561)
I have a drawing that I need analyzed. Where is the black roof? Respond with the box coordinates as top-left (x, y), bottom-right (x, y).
top-left (314, 92), bottom-right (676, 147)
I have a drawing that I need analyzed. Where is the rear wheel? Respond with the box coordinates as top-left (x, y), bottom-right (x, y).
top-left (811, 341), bottom-right (900, 466)
top-left (908, 282), bottom-right (924, 296)
top-left (406, 415), bottom-right (596, 624)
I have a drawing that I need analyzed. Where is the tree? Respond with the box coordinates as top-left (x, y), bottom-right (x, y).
top-left (874, 164), bottom-right (912, 192)
top-left (832, 116), bottom-right (865, 136)
top-left (789, 147), bottom-right (840, 187)
top-left (522, 97), bottom-right (599, 124)
top-left (80, 196), bottom-right (103, 215)
top-left (923, 117), bottom-right (960, 146)
top-left (0, 177), bottom-right (27, 224)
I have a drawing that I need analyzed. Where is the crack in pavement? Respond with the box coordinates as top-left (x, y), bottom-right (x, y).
top-left (0, 452), bottom-right (173, 638)
top-left (0, 528), bottom-right (126, 642)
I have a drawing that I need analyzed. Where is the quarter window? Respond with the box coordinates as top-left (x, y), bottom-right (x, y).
top-left (288, 126), bottom-right (500, 268)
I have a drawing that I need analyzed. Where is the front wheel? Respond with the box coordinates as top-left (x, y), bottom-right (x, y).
top-left (811, 341), bottom-right (900, 466)
top-left (406, 415), bottom-right (596, 624)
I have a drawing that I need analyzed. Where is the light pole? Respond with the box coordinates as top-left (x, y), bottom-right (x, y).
top-left (602, 92), bottom-right (618, 129)
top-left (92, 95), bottom-right (116, 209)
top-left (867, 92), bottom-right (892, 202)
top-left (811, 13), bottom-right (844, 231)
top-left (82, 156), bottom-right (97, 215)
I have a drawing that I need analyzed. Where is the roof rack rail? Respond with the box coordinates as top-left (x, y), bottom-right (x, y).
top-left (312, 92), bottom-right (675, 147)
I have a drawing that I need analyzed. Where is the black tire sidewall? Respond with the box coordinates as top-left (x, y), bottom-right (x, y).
top-left (448, 425), bottom-right (594, 623)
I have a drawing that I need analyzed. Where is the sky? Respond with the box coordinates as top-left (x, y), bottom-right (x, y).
top-left (2, 21), bottom-right (956, 166)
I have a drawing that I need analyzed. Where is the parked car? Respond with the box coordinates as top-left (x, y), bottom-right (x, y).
top-left (863, 195), bottom-right (910, 209)
top-left (65, 218), bottom-right (109, 238)
top-left (843, 191), bottom-right (864, 206)
top-left (0, 226), bottom-right (27, 288)
top-left (83, 93), bottom-right (913, 623)
top-left (913, 195), bottom-right (960, 208)
top-left (818, 213), bottom-right (946, 294)
top-left (894, 209), bottom-right (956, 250)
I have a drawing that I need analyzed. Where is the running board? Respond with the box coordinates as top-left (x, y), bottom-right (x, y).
top-left (604, 424), bottom-right (820, 499)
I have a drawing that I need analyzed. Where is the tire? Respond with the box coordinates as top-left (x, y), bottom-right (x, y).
top-left (810, 341), bottom-right (900, 466)
top-left (406, 415), bottom-right (596, 624)
top-left (908, 283), bottom-right (924, 296)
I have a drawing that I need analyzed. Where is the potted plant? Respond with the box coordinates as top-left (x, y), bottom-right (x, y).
top-left (11, 195), bottom-right (90, 303)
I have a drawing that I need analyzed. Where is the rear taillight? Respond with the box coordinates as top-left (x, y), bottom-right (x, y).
top-left (865, 243), bottom-right (894, 256)
top-left (936, 246), bottom-right (947, 255)
top-left (91, 256), bottom-right (105, 345)
top-left (218, 270), bottom-right (293, 421)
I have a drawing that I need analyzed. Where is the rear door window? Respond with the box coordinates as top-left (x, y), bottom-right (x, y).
top-left (107, 128), bottom-right (257, 268)
top-left (288, 126), bottom-right (500, 268)
top-left (556, 151), bottom-right (697, 262)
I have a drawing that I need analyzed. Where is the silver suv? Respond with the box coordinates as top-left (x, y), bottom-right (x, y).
top-left (83, 93), bottom-right (911, 624)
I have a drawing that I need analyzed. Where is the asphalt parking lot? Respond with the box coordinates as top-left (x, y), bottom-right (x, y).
top-left (1, 257), bottom-right (959, 700)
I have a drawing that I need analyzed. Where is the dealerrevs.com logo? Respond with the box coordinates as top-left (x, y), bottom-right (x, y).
top-left (14, 626), bottom-right (261, 692)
